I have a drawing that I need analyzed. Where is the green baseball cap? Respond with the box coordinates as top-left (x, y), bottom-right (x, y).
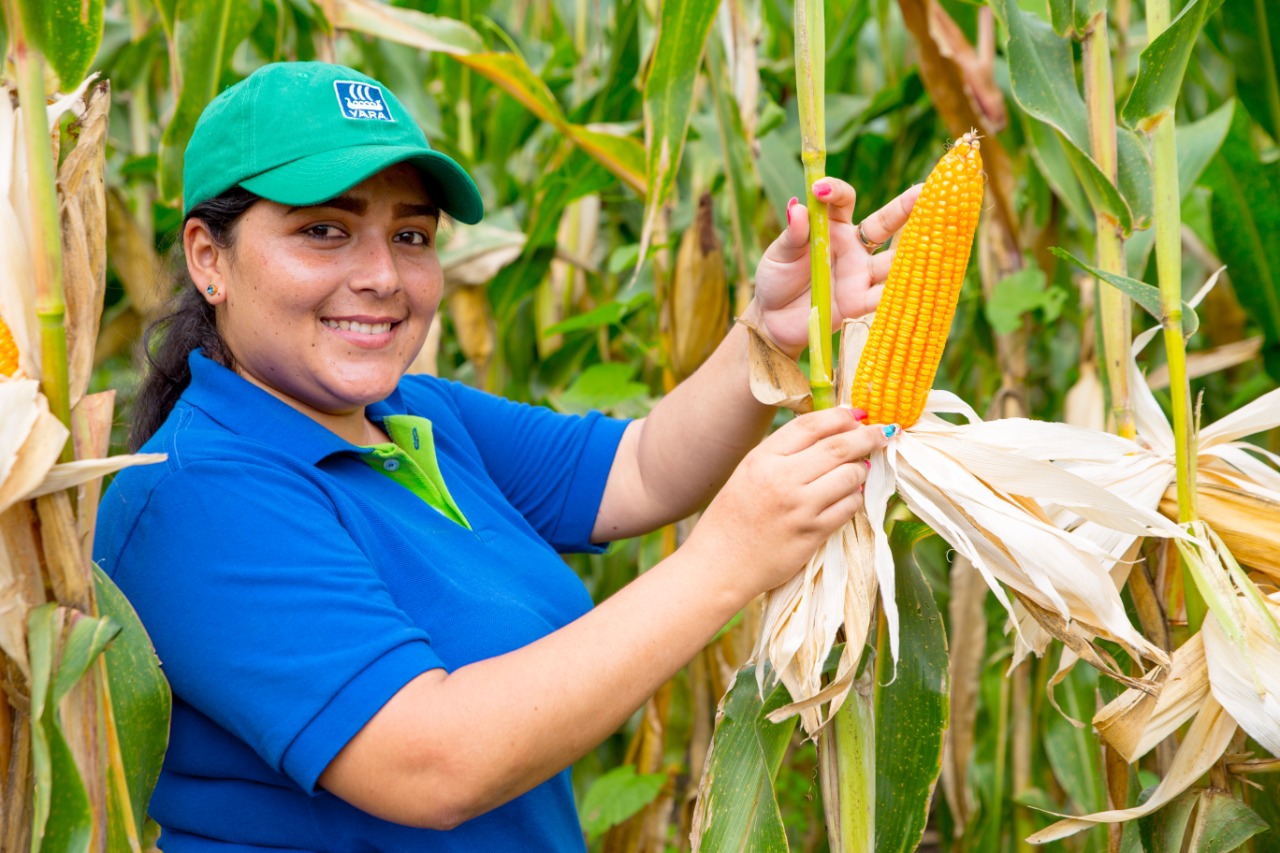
top-left (182, 62), bottom-right (484, 224)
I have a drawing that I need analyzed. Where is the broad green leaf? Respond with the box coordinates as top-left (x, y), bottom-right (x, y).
top-left (1204, 103), bottom-right (1280, 380)
top-left (1023, 115), bottom-right (1092, 229)
top-left (874, 520), bottom-right (948, 853)
top-left (1050, 247), bottom-right (1200, 338)
top-left (1120, 0), bottom-right (1226, 132)
top-left (327, 0), bottom-right (484, 54)
top-left (1186, 789), bottom-right (1269, 852)
top-left (543, 294), bottom-right (651, 337)
top-left (1219, 0), bottom-right (1280, 144)
top-left (1138, 788), bottom-right (1198, 853)
top-left (555, 362), bottom-right (649, 415)
top-left (579, 765), bottom-right (668, 839)
top-left (564, 126), bottom-right (645, 195)
top-left (461, 52), bottom-right (564, 127)
top-left (691, 666), bottom-right (796, 853)
top-left (994, 0), bottom-right (1134, 233)
top-left (156, 0), bottom-right (263, 202)
top-left (1043, 665), bottom-right (1106, 816)
top-left (1117, 127), bottom-right (1154, 232)
top-left (28, 605), bottom-right (120, 853)
top-left (1126, 101), bottom-right (1234, 276)
top-left (96, 565), bottom-right (172, 850)
top-left (638, 0), bottom-right (720, 272)
top-left (15, 0), bottom-right (105, 90)
top-left (985, 266), bottom-right (1067, 335)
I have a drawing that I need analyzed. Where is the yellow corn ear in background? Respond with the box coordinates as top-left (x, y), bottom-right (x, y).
top-left (852, 132), bottom-right (985, 428)
top-left (0, 315), bottom-right (17, 377)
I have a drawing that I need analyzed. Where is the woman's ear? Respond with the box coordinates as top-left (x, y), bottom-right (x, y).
top-left (184, 219), bottom-right (227, 304)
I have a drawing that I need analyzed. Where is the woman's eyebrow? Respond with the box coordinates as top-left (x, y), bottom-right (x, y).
top-left (395, 202), bottom-right (439, 219)
top-left (286, 195), bottom-right (366, 215)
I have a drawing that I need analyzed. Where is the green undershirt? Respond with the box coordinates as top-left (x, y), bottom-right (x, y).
top-left (361, 414), bottom-right (471, 529)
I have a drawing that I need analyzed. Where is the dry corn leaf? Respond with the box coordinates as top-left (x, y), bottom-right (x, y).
top-left (743, 321), bottom-right (812, 413)
top-left (1028, 694), bottom-right (1237, 843)
top-left (1094, 632), bottom-right (1207, 763)
top-left (0, 393), bottom-right (67, 516)
top-left (59, 81), bottom-right (110, 407)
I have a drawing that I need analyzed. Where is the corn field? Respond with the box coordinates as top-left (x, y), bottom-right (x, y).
top-left (1, 0), bottom-right (1278, 850)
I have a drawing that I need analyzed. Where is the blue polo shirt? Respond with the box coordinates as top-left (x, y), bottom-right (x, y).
top-left (94, 351), bottom-right (629, 852)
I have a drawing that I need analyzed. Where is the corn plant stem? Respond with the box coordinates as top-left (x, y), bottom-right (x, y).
top-left (1083, 11), bottom-right (1135, 440)
top-left (795, 0), bottom-right (833, 411)
top-left (820, 676), bottom-right (875, 852)
top-left (5, 3), bottom-right (73, 460)
top-left (1145, 0), bottom-right (1197, 526)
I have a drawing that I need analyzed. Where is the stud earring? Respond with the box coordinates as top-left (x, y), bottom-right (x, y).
top-left (206, 284), bottom-right (217, 296)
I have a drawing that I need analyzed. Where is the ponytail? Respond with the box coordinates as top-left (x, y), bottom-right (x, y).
top-left (128, 188), bottom-right (260, 451)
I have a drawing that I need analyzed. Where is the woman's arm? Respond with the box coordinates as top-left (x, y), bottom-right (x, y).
top-left (591, 179), bottom-right (921, 542)
top-left (319, 406), bottom-right (889, 829)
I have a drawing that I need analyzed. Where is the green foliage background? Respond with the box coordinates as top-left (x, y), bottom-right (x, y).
top-left (13, 0), bottom-right (1277, 848)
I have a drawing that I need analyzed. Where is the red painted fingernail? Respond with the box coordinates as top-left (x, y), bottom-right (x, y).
top-left (865, 459), bottom-right (872, 469)
top-left (849, 407), bottom-right (868, 421)
top-left (786, 197), bottom-right (798, 226)
top-left (813, 181), bottom-right (831, 198)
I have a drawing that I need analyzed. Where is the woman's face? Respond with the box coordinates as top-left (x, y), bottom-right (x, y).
top-left (189, 163), bottom-right (443, 420)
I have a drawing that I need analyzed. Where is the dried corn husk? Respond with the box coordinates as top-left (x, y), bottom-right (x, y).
top-left (1094, 632), bottom-right (1207, 763)
top-left (749, 318), bottom-right (1184, 734)
top-left (1028, 693), bottom-right (1238, 844)
top-left (669, 193), bottom-right (729, 382)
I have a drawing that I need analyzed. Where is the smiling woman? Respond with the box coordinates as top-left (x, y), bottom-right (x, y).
top-left (93, 61), bottom-right (911, 852)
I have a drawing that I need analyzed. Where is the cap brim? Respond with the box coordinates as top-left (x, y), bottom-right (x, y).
top-left (239, 144), bottom-right (485, 224)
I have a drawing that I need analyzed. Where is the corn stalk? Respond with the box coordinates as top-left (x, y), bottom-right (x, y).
top-left (2, 0), bottom-right (70, 456)
top-left (794, 1), bottom-right (874, 849)
top-left (795, 0), bottom-right (833, 412)
top-left (1144, 0), bottom-right (1197, 525)
top-left (1083, 8), bottom-right (1136, 442)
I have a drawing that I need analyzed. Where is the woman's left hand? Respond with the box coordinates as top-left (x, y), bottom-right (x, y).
top-left (745, 179), bottom-right (923, 358)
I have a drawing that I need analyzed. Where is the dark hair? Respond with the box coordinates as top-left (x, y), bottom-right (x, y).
top-left (127, 188), bottom-right (261, 451)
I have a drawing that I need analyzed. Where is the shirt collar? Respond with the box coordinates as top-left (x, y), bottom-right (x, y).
top-left (181, 349), bottom-right (409, 464)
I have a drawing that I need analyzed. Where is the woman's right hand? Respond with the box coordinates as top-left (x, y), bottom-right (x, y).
top-left (684, 406), bottom-right (891, 601)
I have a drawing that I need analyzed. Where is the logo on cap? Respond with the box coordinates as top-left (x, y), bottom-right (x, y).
top-left (334, 81), bottom-right (394, 122)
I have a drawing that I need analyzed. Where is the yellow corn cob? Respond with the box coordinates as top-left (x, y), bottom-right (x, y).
top-left (851, 131), bottom-right (985, 428)
top-left (0, 314), bottom-right (17, 377)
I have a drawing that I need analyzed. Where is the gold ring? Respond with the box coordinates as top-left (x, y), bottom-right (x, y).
top-left (857, 222), bottom-right (884, 252)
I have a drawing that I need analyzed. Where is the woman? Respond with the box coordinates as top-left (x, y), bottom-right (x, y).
top-left (95, 62), bottom-right (917, 851)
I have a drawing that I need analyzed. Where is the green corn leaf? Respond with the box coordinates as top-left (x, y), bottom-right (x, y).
top-left (28, 604), bottom-right (121, 853)
top-left (13, 0), bottom-right (105, 91)
top-left (96, 565), bottom-right (172, 851)
top-left (1023, 114), bottom-right (1092, 229)
top-left (992, 0), bottom-right (1137, 234)
top-left (579, 765), bottom-right (668, 840)
top-left (691, 666), bottom-right (796, 852)
top-left (156, 0), bottom-right (263, 202)
top-left (874, 520), bottom-right (948, 853)
top-left (637, 0), bottom-right (721, 273)
top-left (1219, 0), bottom-right (1280, 145)
top-left (1043, 665), bottom-right (1107, 818)
top-left (1138, 788), bottom-right (1200, 853)
top-left (1050, 247), bottom-right (1199, 338)
top-left (1185, 789), bottom-right (1269, 852)
top-left (1120, 0), bottom-right (1226, 132)
top-left (1203, 102), bottom-right (1280, 380)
